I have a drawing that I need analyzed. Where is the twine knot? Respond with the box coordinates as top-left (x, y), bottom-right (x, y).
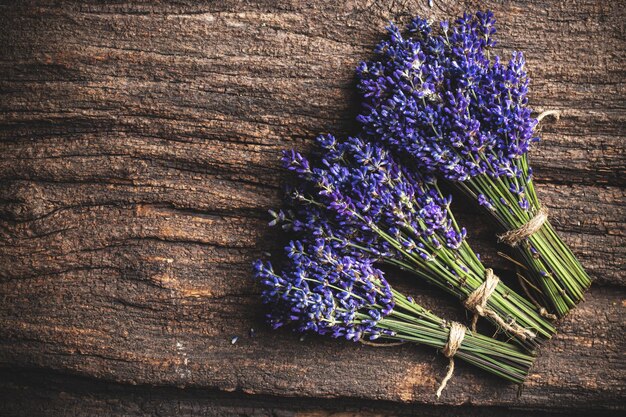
top-left (498, 207), bottom-right (549, 247)
top-left (464, 269), bottom-right (536, 340)
top-left (436, 321), bottom-right (466, 398)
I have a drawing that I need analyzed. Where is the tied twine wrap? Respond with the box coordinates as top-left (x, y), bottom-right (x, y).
top-left (498, 207), bottom-right (549, 247)
top-left (436, 322), bottom-right (466, 398)
top-left (463, 269), bottom-right (537, 340)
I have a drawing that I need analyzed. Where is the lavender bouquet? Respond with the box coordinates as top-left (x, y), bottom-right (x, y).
top-left (254, 239), bottom-right (534, 395)
top-left (356, 11), bottom-right (591, 316)
top-left (276, 134), bottom-right (554, 349)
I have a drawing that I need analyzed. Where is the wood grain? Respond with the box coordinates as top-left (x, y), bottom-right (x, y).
top-left (0, 0), bottom-right (624, 414)
top-left (0, 369), bottom-right (616, 417)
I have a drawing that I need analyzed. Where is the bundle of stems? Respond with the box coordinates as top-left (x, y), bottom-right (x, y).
top-left (356, 11), bottom-right (591, 316)
top-left (277, 134), bottom-right (555, 349)
top-left (253, 239), bottom-right (534, 392)
top-left (457, 157), bottom-right (591, 316)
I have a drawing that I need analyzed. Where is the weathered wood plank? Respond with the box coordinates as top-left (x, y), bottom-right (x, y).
top-left (0, 369), bottom-right (617, 417)
top-left (0, 0), bottom-right (624, 412)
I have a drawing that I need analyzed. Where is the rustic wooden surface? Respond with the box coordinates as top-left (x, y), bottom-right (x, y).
top-left (0, 1), bottom-right (624, 415)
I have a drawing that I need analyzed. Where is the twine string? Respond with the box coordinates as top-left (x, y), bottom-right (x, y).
top-left (464, 269), bottom-right (537, 340)
top-left (536, 109), bottom-right (561, 123)
top-left (498, 207), bottom-right (549, 247)
top-left (436, 321), bottom-right (466, 398)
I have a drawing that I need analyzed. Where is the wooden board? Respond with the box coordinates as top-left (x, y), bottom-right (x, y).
top-left (0, 0), bottom-right (624, 414)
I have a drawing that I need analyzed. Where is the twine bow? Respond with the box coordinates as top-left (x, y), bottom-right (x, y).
top-left (464, 269), bottom-right (536, 340)
top-left (436, 321), bottom-right (466, 398)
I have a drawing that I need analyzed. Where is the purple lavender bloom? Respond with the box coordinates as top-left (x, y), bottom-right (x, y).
top-left (280, 134), bottom-right (467, 261)
top-left (253, 240), bottom-right (395, 341)
top-left (355, 11), bottom-right (538, 200)
top-left (477, 194), bottom-right (496, 211)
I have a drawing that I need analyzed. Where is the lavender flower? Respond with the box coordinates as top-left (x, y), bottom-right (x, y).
top-left (282, 135), bottom-right (466, 258)
top-left (357, 11), bottom-right (534, 184)
top-left (254, 239), bottom-right (394, 341)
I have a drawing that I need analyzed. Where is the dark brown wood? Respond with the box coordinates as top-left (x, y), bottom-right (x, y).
top-left (0, 0), bottom-right (624, 414)
top-left (0, 368), bottom-right (617, 417)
